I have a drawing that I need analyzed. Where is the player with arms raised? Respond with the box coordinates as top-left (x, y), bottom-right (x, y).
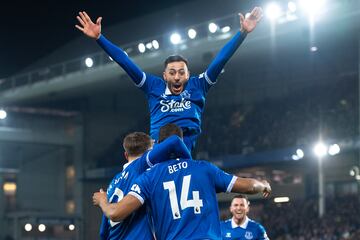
top-left (75, 7), bottom-right (263, 151)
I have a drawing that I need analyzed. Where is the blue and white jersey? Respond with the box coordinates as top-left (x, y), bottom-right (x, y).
top-left (129, 159), bottom-right (237, 240)
top-left (99, 135), bottom-right (190, 240)
top-left (220, 217), bottom-right (269, 240)
top-left (97, 31), bottom-right (247, 148)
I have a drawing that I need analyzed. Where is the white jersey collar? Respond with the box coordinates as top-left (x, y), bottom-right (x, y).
top-left (165, 85), bottom-right (172, 95)
top-left (231, 216), bottom-right (249, 229)
top-left (123, 162), bottom-right (131, 170)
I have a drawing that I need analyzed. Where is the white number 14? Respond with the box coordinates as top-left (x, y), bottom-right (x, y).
top-left (163, 175), bottom-right (203, 220)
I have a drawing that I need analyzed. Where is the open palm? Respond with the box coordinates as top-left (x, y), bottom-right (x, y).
top-left (240, 7), bottom-right (263, 33)
top-left (75, 11), bottom-right (102, 39)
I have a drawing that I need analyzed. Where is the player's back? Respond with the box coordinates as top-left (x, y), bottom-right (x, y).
top-left (131, 158), bottom-right (236, 240)
top-left (101, 155), bottom-right (154, 240)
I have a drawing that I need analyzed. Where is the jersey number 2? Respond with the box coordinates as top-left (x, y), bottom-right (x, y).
top-left (163, 175), bottom-right (203, 220)
top-left (108, 188), bottom-right (124, 227)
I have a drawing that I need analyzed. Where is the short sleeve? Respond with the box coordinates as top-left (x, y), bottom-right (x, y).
top-left (128, 172), bottom-right (151, 205)
top-left (206, 162), bottom-right (237, 193)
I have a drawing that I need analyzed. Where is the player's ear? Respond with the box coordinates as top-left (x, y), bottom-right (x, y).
top-left (163, 71), bottom-right (167, 81)
top-left (124, 152), bottom-right (129, 161)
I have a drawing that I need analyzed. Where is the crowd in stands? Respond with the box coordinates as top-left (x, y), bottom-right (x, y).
top-left (196, 78), bottom-right (356, 157)
top-left (96, 78), bottom-right (356, 166)
top-left (220, 194), bottom-right (360, 240)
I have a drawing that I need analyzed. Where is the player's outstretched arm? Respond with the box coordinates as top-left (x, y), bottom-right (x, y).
top-left (231, 178), bottom-right (271, 198)
top-left (205, 7), bottom-right (263, 83)
top-left (146, 135), bottom-right (191, 167)
top-left (75, 12), bottom-right (144, 86)
top-left (75, 11), bottom-right (102, 39)
top-left (93, 189), bottom-right (142, 222)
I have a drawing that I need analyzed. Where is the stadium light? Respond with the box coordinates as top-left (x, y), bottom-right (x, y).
top-left (221, 26), bottom-right (231, 33)
top-left (152, 40), bottom-right (159, 49)
top-left (170, 33), bottom-right (182, 45)
top-left (328, 144), bottom-right (340, 156)
top-left (310, 46), bottom-right (318, 52)
top-left (3, 182), bottom-right (16, 195)
top-left (187, 28), bottom-right (197, 39)
top-left (146, 42), bottom-right (153, 49)
top-left (299, 0), bottom-right (326, 15)
top-left (138, 43), bottom-right (146, 53)
top-left (208, 23), bottom-right (218, 33)
top-left (288, 1), bottom-right (297, 13)
top-left (292, 148), bottom-right (304, 160)
top-left (24, 223), bottom-right (32, 232)
top-left (274, 197), bottom-right (290, 203)
top-left (265, 3), bottom-right (282, 21)
top-left (85, 57), bottom-right (94, 68)
top-left (349, 166), bottom-right (360, 181)
top-left (0, 109), bottom-right (7, 119)
top-left (296, 149), bottom-right (304, 159)
top-left (68, 224), bottom-right (75, 231)
top-left (38, 224), bottom-right (46, 232)
top-left (313, 142), bottom-right (327, 158)
top-left (349, 167), bottom-right (358, 177)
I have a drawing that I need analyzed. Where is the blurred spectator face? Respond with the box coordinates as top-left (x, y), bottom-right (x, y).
top-left (230, 197), bottom-right (249, 222)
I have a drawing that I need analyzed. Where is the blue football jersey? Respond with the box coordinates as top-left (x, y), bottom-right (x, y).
top-left (100, 153), bottom-right (154, 240)
top-left (220, 217), bottom-right (269, 240)
top-left (97, 31), bottom-right (247, 149)
top-left (129, 159), bottom-right (237, 240)
top-left (99, 135), bottom-right (190, 240)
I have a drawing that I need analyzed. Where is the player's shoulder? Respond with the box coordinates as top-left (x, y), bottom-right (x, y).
top-left (189, 158), bottom-right (210, 165)
top-left (146, 73), bottom-right (166, 85)
top-left (111, 170), bottom-right (124, 183)
top-left (187, 74), bottom-right (204, 86)
top-left (192, 159), bottom-right (221, 170)
top-left (248, 218), bottom-right (266, 230)
top-left (107, 170), bottom-right (123, 193)
top-left (127, 152), bottom-right (149, 169)
top-left (221, 218), bottom-right (232, 226)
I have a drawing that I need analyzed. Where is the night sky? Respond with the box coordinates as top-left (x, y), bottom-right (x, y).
top-left (0, 0), bottom-right (192, 78)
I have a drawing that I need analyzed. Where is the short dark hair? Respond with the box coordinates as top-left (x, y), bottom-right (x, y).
top-left (232, 194), bottom-right (250, 204)
top-left (123, 132), bottom-right (152, 157)
top-left (164, 55), bottom-right (188, 69)
top-left (158, 123), bottom-right (183, 143)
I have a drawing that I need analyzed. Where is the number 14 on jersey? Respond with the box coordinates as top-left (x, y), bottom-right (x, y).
top-left (163, 175), bottom-right (203, 220)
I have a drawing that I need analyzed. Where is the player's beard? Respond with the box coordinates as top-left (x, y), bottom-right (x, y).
top-left (234, 212), bottom-right (246, 222)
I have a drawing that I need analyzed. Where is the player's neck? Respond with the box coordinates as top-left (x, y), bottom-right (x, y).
top-left (127, 155), bottom-right (142, 163)
top-left (232, 216), bottom-right (246, 226)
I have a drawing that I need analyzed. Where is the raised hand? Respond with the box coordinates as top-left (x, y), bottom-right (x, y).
top-left (75, 11), bottom-right (102, 39)
top-left (239, 7), bottom-right (263, 33)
